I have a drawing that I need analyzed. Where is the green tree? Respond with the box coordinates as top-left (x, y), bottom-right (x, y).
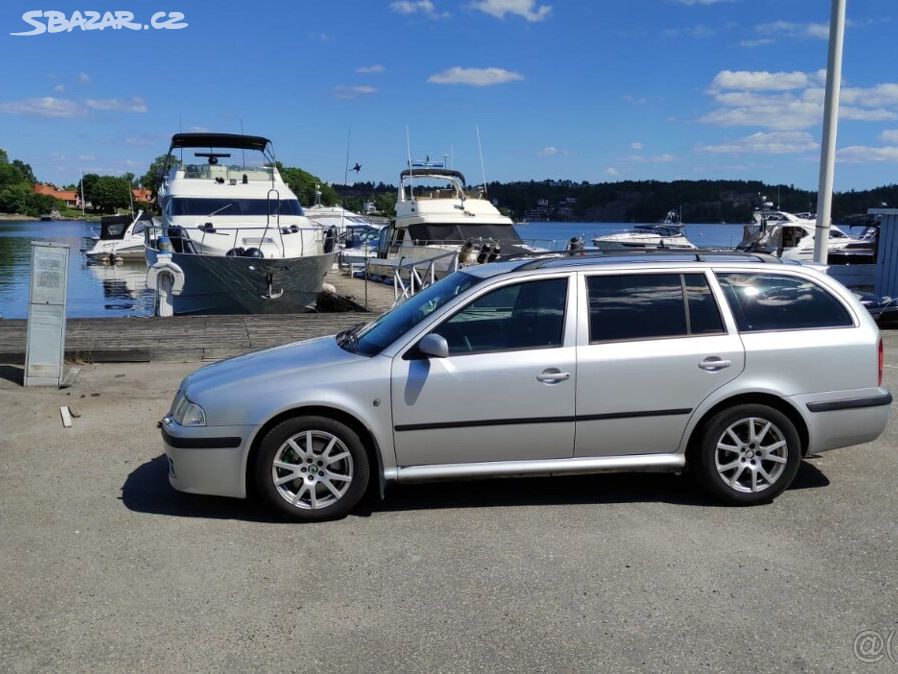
top-left (140, 154), bottom-right (178, 195)
top-left (89, 176), bottom-right (132, 213)
top-left (275, 163), bottom-right (338, 206)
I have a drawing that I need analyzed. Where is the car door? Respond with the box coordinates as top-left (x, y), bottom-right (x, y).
top-left (574, 270), bottom-right (745, 457)
top-left (391, 274), bottom-right (577, 467)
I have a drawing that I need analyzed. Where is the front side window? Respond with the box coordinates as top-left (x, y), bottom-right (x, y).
top-left (169, 198), bottom-right (303, 217)
top-left (587, 273), bottom-right (723, 342)
top-left (433, 277), bottom-right (568, 355)
top-left (716, 272), bottom-right (853, 332)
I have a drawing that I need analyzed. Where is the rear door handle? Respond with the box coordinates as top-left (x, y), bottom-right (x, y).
top-left (699, 357), bottom-right (731, 372)
top-left (537, 369), bottom-right (571, 384)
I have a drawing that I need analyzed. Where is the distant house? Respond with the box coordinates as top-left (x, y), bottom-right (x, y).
top-left (33, 183), bottom-right (80, 208)
top-left (132, 187), bottom-right (152, 203)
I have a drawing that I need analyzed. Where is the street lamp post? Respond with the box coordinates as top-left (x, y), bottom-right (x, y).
top-left (813, 0), bottom-right (847, 264)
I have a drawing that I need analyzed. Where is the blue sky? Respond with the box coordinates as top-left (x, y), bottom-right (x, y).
top-left (1, 0), bottom-right (896, 193)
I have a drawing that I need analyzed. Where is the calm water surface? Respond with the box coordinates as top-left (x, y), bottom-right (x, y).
top-left (0, 219), bottom-right (749, 319)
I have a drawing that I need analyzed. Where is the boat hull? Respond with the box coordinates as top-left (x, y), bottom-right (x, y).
top-left (146, 249), bottom-right (336, 314)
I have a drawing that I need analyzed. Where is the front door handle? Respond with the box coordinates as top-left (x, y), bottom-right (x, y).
top-left (699, 356), bottom-right (732, 372)
top-left (537, 369), bottom-right (571, 384)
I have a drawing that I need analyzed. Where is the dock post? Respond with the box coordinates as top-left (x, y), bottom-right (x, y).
top-left (146, 236), bottom-right (184, 318)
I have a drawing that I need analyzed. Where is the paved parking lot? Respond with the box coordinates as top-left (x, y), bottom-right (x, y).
top-left (1, 337), bottom-right (897, 672)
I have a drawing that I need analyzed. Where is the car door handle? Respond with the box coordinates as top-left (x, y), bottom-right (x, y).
top-left (537, 369), bottom-right (571, 384)
top-left (699, 357), bottom-right (731, 372)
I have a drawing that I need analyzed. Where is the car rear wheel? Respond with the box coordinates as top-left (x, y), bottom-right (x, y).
top-left (695, 404), bottom-right (801, 505)
top-left (255, 416), bottom-right (369, 522)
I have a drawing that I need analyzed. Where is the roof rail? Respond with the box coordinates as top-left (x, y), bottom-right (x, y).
top-left (511, 248), bottom-right (783, 271)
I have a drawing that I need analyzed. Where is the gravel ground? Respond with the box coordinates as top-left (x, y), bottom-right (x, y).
top-left (1, 335), bottom-right (896, 673)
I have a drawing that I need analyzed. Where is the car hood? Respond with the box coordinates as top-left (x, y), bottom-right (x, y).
top-left (182, 335), bottom-right (367, 401)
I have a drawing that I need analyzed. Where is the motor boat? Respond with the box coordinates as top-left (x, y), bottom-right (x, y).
top-left (367, 162), bottom-right (539, 280)
top-left (144, 132), bottom-right (337, 314)
top-left (86, 211), bottom-right (153, 262)
top-left (739, 210), bottom-right (876, 263)
top-left (304, 193), bottom-right (386, 271)
top-left (592, 210), bottom-right (698, 251)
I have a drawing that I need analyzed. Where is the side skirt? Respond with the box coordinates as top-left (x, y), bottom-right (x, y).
top-left (386, 453), bottom-right (686, 484)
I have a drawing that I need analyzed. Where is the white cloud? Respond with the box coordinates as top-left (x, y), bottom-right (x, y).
top-left (469, 0), bottom-right (552, 22)
top-left (0, 97), bottom-right (85, 117)
top-left (841, 83), bottom-right (898, 107)
top-left (604, 167), bottom-right (620, 176)
top-left (739, 38), bottom-right (774, 48)
top-left (630, 141), bottom-right (643, 150)
top-left (390, 0), bottom-right (449, 19)
top-left (837, 145), bottom-right (898, 163)
top-left (537, 146), bottom-right (572, 156)
top-left (755, 20), bottom-right (829, 40)
top-left (881, 130), bottom-right (898, 143)
top-left (84, 97), bottom-right (148, 113)
top-left (664, 24), bottom-right (715, 38)
top-left (427, 66), bottom-right (523, 86)
top-left (699, 131), bottom-right (819, 155)
top-left (308, 32), bottom-right (332, 42)
top-left (78, 71), bottom-right (90, 84)
top-left (356, 64), bottom-right (385, 74)
top-left (333, 85), bottom-right (377, 99)
top-left (709, 70), bottom-right (810, 92)
top-left (53, 84), bottom-right (65, 93)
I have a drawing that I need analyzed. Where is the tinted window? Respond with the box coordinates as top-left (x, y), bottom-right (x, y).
top-left (587, 273), bottom-right (724, 342)
top-left (170, 198), bottom-right (303, 216)
top-left (434, 278), bottom-right (567, 354)
top-left (685, 274), bottom-right (724, 334)
top-left (716, 273), bottom-right (853, 331)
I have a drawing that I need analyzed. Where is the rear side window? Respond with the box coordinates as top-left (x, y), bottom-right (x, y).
top-left (716, 272), bottom-right (853, 332)
top-left (587, 273), bottom-right (723, 342)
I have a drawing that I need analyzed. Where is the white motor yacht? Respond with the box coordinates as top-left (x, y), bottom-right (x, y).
top-left (367, 163), bottom-right (539, 279)
top-left (304, 197), bottom-right (385, 270)
top-left (592, 210), bottom-right (697, 251)
top-left (742, 210), bottom-right (875, 263)
top-left (144, 133), bottom-right (336, 314)
top-left (86, 211), bottom-right (153, 261)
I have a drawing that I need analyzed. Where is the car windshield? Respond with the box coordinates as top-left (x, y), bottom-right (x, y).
top-left (347, 271), bottom-right (484, 356)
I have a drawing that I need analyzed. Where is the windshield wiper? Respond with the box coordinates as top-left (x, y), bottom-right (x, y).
top-left (336, 321), bottom-right (366, 352)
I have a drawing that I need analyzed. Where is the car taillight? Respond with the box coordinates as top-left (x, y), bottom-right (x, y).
top-left (878, 338), bottom-right (884, 387)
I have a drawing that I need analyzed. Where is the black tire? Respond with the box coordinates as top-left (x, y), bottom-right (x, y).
top-left (694, 404), bottom-right (801, 506)
top-left (254, 415), bottom-right (369, 522)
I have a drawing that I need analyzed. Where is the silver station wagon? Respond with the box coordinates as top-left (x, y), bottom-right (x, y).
top-left (161, 253), bottom-right (891, 521)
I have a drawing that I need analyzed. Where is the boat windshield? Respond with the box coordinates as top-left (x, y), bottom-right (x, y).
top-left (348, 271), bottom-right (484, 356)
top-left (169, 197), bottom-right (303, 216)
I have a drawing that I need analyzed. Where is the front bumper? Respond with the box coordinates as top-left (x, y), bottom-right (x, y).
top-left (161, 418), bottom-right (253, 498)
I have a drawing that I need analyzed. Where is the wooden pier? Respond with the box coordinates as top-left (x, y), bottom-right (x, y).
top-left (0, 271), bottom-right (399, 364)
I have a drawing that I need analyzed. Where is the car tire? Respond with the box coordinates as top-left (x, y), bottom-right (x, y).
top-left (694, 404), bottom-right (801, 506)
top-left (254, 415), bottom-right (370, 522)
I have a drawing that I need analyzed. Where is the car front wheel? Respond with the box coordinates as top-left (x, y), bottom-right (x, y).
top-left (695, 404), bottom-right (801, 505)
top-left (255, 416), bottom-right (369, 522)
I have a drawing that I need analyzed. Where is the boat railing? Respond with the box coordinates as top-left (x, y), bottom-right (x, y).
top-left (145, 221), bottom-right (324, 257)
top-left (388, 249), bottom-right (460, 306)
top-left (181, 164), bottom-right (275, 182)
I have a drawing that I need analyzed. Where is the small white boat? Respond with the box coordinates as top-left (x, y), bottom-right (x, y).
top-left (304, 198), bottom-right (386, 270)
top-left (592, 210), bottom-right (697, 251)
top-left (86, 211), bottom-right (152, 261)
top-left (144, 132), bottom-right (336, 314)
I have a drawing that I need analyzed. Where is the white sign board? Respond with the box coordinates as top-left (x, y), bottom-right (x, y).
top-left (24, 241), bottom-right (69, 387)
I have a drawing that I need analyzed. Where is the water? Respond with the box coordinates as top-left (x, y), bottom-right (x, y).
top-left (0, 219), bottom-right (154, 319)
top-left (0, 218), bottom-right (749, 319)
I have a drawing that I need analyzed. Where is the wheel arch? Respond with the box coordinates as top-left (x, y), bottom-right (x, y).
top-left (244, 405), bottom-right (385, 500)
top-left (685, 392), bottom-right (810, 462)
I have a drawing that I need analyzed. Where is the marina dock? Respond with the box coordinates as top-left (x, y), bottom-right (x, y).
top-left (0, 271), bottom-right (398, 364)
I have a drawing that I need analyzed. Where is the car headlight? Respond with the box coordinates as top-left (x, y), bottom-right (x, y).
top-left (171, 393), bottom-right (206, 427)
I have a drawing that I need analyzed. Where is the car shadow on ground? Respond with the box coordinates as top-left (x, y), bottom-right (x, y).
top-left (121, 454), bottom-right (831, 522)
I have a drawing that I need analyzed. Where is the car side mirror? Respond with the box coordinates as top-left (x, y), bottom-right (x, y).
top-left (417, 333), bottom-right (449, 359)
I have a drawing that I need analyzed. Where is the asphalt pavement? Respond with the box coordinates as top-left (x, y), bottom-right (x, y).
top-left (1, 336), bottom-right (897, 672)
